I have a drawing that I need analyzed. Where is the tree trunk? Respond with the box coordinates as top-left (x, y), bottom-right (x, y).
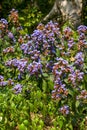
top-left (42, 0), bottom-right (82, 28)
top-left (43, 0), bottom-right (61, 22)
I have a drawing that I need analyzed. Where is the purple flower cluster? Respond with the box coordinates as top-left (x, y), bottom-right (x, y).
top-left (21, 42), bottom-right (40, 61)
top-left (77, 90), bottom-right (87, 101)
top-left (5, 58), bottom-right (17, 66)
top-left (12, 84), bottom-right (22, 94)
top-left (31, 29), bottom-right (44, 43)
top-left (74, 52), bottom-right (84, 67)
top-left (21, 41), bottom-right (34, 54)
top-left (52, 58), bottom-right (71, 100)
top-left (31, 21), bottom-right (60, 56)
top-left (60, 105), bottom-right (70, 115)
top-left (46, 60), bottom-right (54, 72)
top-left (78, 40), bottom-right (87, 51)
top-left (0, 75), bottom-right (14, 87)
top-left (68, 70), bottom-right (84, 87)
top-left (5, 58), bottom-right (28, 72)
top-left (16, 59), bottom-right (28, 72)
top-left (63, 27), bottom-right (73, 39)
top-left (5, 57), bottom-right (42, 77)
top-left (29, 49), bottom-right (40, 61)
top-left (20, 21), bottom-right (61, 74)
top-left (0, 18), bottom-right (8, 37)
top-left (0, 75), bottom-right (7, 87)
top-left (77, 25), bottom-right (87, 50)
top-left (52, 55), bottom-right (85, 100)
top-left (0, 18), bottom-right (8, 29)
top-left (77, 25), bottom-right (87, 34)
top-left (3, 46), bottom-right (15, 54)
top-left (53, 58), bottom-right (72, 76)
top-left (0, 81), bottom-right (8, 87)
top-left (68, 38), bottom-right (76, 49)
top-left (79, 33), bottom-right (85, 40)
top-left (52, 79), bottom-right (68, 100)
top-left (27, 61), bottom-right (42, 76)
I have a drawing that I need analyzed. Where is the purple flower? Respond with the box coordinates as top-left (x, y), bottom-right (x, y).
top-left (31, 30), bottom-right (43, 42)
top-left (60, 105), bottom-right (70, 115)
top-left (8, 32), bottom-right (14, 39)
top-left (5, 59), bottom-right (18, 66)
top-left (54, 77), bottom-right (62, 85)
top-left (12, 84), bottom-right (22, 94)
top-left (56, 58), bottom-right (68, 65)
top-left (0, 18), bottom-right (8, 25)
top-left (17, 59), bottom-right (28, 72)
top-left (76, 71), bottom-right (84, 81)
top-left (81, 90), bottom-right (87, 99)
top-left (0, 81), bottom-right (8, 87)
top-left (68, 73), bottom-right (76, 83)
top-left (27, 61), bottom-right (42, 76)
top-left (0, 78), bottom-right (14, 87)
top-left (68, 70), bottom-right (84, 87)
top-left (5, 59), bottom-right (28, 72)
top-left (77, 90), bottom-right (87, 100)
top-left (21, 41), bottom-right (33, 55)
top-left (0, 75), bottom-right (4, 81)
top-left (68, 38), bottom-right (75, 49)
top-left (75, 52), bottom-right (84, 67)
top-left (29, 49), bottom-right (40, 61)
top-left (77, 25), bottom-right (87, 34)
top-left (63, 27), bottom-right (72, 39)
top-left (46, 60), bottom-right (54, 72)
top-left (79, 33), bottom-right (85, 40)
top-left (30, 21), bottom-right (60, 54)
top-left (0, 18), bottom-right (8, 34)
top-left (3, 46), bottom-right (15, 54)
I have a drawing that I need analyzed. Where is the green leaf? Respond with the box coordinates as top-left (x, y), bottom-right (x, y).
top-left (76, 100), bottom-right (80, 108)
top-left (11, 27), bottom-right (16, 34)
top-left (19, 17), bottom-right (25, 21)
top-left (23, 120), bottom-right (29, 126)
top-left (19, 123), bottom-right (27, 130)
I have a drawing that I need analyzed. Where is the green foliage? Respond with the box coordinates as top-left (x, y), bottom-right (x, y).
top-left (0, 10), bottom-right (87, 130)
top-left (19, 5), bottom-right (42, 34)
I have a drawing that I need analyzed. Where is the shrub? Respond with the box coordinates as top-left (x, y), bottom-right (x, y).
top-left (0, 9), bottom-right (87, 130)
